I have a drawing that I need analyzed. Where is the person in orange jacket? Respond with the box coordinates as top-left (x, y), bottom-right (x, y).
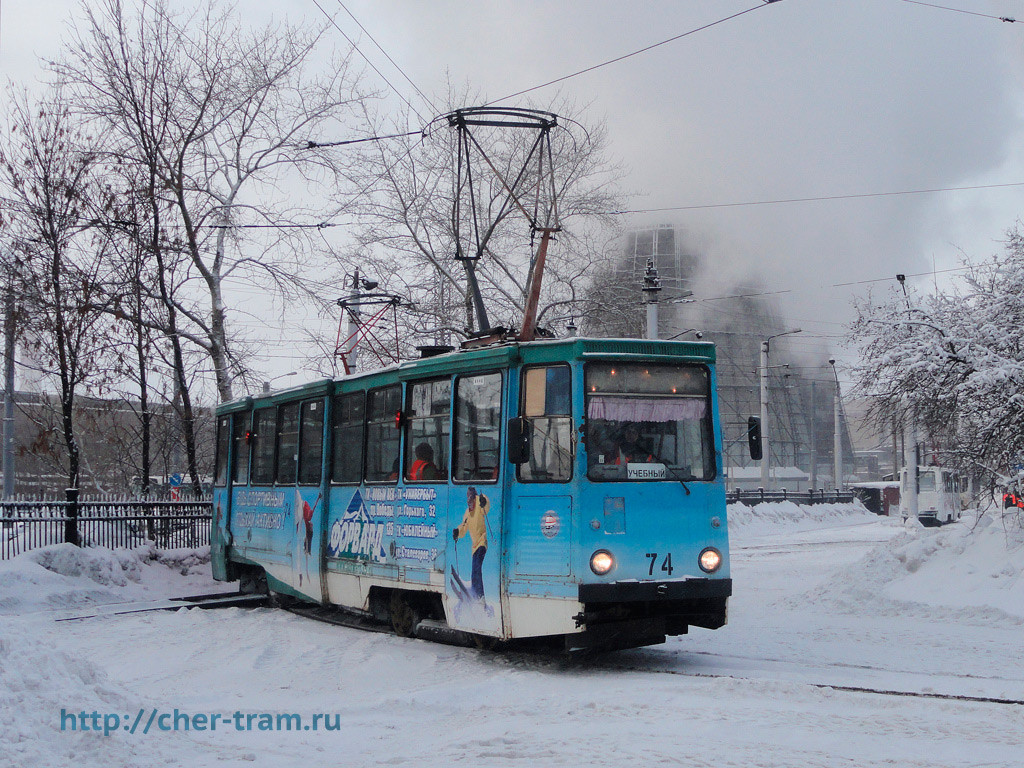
top-left (408, 442), bottom-right (441, 481)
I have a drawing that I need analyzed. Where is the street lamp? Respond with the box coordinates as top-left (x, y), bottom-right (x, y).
top-left (829, 358), bottom-right (843, 491)
top-left (263, 371), bottom-right (297, 393)
top-left (760, 329), bottom-right (801, 489)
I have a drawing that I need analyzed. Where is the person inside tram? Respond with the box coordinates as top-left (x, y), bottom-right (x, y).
top-left (408, 442), bottom-right (441, 481)
top-left (613, 423), bottom-right (655, 465)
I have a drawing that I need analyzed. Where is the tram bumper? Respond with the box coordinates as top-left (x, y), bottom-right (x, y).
top-left (570, 578), bottom-right (732, 650)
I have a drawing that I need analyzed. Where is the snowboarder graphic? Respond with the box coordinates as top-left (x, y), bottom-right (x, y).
top-left (294, 490), bottom-right (321, 588)
top-left (452, 486), bottom-right (490, 604)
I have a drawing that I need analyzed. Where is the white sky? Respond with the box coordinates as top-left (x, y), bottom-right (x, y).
top-left (4, 0), bottom-right (1024, 387)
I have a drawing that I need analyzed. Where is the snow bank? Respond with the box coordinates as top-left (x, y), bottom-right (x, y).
top-left (728, 500), bottom-right (878, 536)
top-left (807, 512), bottom-right (1024, 623)
top-left (0, 544), bottom-right (216, 615)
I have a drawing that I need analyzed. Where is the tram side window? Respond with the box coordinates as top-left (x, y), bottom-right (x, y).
top-left (276, 402), bottom-right (300, 484)
top-left (404, 379), bottom-right (450, 483)
top-left (298, 400), bottom-right (325, 485)
top-left (454, 372), bottom-right (501, 482)
top-left (231, 412), bottom-right (251, 485)
top-left (331, 392), bottom-right (364, 484)
top-left (214, 416), bottom-right (230, 487)
top-left (518, 365), bottom-right (573, 483)
top-left (250, 408), bottom-right (277, 485)
top-left (366, 385), bottom-right (402, 483)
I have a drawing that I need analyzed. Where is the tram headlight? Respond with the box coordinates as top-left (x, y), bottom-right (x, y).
top-left (589, 549), bottom-right (615, 576)
top-left (698, 547), bottom-right (722, 574)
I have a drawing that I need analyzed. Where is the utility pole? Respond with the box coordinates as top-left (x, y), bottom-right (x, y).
top-left (809, 380), bottom-right (817, 490)
top-left (642, 259), bottom-right (661, 340)
top-left (3, 288), bottom-right (15, 500)
top-left (904, 413), bottom-right (919, 522)
top-left (346, 269), bottom-right (360, 374)
top-left (760, 329), bottom-right (802, 490)
top-left (760, 341), bottom-right (770, 490)
top-left (830, 359), bottom-right (843, 491)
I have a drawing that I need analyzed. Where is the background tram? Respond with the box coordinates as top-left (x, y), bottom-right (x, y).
top-left (211, 338), bottom-right (732, 651)
top-left (899, 465), bottom-right (965, 526)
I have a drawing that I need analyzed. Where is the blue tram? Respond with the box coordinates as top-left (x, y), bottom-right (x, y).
top-left (211, 338), bottom-right (732, 651)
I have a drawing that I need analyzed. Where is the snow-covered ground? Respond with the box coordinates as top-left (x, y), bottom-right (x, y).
top-left (2, 503), bottom-right (1023, 768)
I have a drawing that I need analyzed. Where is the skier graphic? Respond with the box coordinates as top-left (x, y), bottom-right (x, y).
top-left (452, 486), bottom-right (490, 603)
top-left (294, 490), bottom-right (321, 587)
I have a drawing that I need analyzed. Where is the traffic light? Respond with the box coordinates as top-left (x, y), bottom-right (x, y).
top-left (747, 416), bottom-right (762, 460)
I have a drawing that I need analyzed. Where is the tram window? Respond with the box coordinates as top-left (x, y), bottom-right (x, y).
top-left (298, 400), bottom-right (325, 486)
top-left (276, 402), bottom-right (300, 484)
top-left (918, 471), bottom-right (936, 492)
top-left (331, 392), bottom-right (365, 484)
top-left (231, 412), bottom-right (251, 485)
top-left (404, 379), bottom-right (450, 483)
top-left (365, 385), bottom-right (402, 483)
top-left (454, 372), bottom-right (501, 482)
top-left (214, 416), bottom-right (230, 487)
top-left (250, 407), bottom-right (276, 485)
top-left (518, 365), bottom-right (573, 483)
top-left (585, 362), bottom-right (714, 482)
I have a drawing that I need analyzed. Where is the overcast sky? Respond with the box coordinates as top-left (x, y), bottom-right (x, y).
top-left (4, 0), bottom-right (1024, 383)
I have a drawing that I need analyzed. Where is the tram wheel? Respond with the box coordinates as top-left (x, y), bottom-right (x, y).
top-left (389, 591), bottom-right (421, 638)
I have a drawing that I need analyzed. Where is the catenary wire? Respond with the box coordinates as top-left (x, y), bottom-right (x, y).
top-left (897, 0), bottom-right (1017, 24)
top-left (484, 2), bottom-right (780, 107)
top-left (309, 0), bottom-right (428, 124)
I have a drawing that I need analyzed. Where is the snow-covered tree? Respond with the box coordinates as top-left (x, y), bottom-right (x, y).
top-left (851, 226), bottom-right (1024, 493)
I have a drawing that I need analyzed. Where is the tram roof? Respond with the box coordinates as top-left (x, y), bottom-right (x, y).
top-left (218, 337), bottom-right (714, 413)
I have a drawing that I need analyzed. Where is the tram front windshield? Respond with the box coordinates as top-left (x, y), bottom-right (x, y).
top-left (586, 362), bottom-right (714, 481)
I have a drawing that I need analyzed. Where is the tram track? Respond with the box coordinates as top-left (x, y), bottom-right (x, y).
top-left (599, 662), bottom-right (1024, 707)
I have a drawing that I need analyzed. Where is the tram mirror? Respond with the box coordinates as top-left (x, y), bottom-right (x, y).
top-left (507, 417), bottom-right (531, 464)
top-left (747, 416), bottom-right (762, 461)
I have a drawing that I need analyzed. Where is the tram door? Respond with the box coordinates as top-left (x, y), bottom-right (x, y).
top-left (510, 366), bottom-right (574, 580)
top-left (211, 414), bottom-right (236, 581)
top-left (446, 373), bottom-right (505, 637)
top-left (291, 399), bottom-right (327, 602)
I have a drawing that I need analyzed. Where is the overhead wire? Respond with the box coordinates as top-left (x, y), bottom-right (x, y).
top-left (309, 0), bottom-right (429, 124)
top-left (604, 181), bottom-right (1024, 215)
top-left (484, 2), bottom-right (780, 107)
top-left (897, 0), bottom-right (1017, 24)
top-left (334, 0), bottom-right (438, 115)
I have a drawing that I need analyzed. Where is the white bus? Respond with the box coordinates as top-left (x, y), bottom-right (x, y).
top-left (900, 466), bottom-right (964, 526)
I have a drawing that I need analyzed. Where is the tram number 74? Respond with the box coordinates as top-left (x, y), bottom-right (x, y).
top-left (645, 552), bottom-right (674, 576)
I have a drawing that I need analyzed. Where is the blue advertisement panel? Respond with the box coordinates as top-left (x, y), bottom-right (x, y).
top-left (324, 483), bottom-right (502, 636)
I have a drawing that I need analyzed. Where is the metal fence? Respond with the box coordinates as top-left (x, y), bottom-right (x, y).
top-left (726, 489), bottom-right (856, 506)
top-left (0, 497), bottom-right (213, 560)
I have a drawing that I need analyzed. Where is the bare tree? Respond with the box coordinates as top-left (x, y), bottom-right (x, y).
top-left (0, 86), bottom-right (116, 532)
top-left (54, 0), bottom-right (369, 402)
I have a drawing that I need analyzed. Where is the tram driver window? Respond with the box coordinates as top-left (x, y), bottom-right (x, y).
top-left (404, 379), bottom-right (450, 483)
top-left (518, 365), bottom-right (573, 483)
top-left (365, 385), bottom-right (402, 483)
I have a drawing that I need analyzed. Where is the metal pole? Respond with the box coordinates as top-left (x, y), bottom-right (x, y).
top-left (833, 379), bottom-right (843, 491)
top-left (809, 380), bottom-right (817, 490)
top-left (904, 414), bottom-right (918, 522)
top-left (347, 269), bottom-right (360, 373)
top-left (760, 340), bottom-right (770, 490)
top-left (3, 288), bottom-right (14, 499)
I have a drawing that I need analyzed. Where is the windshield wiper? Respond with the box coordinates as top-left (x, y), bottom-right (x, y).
top-left (664, 467), bottom-right (692, 496)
